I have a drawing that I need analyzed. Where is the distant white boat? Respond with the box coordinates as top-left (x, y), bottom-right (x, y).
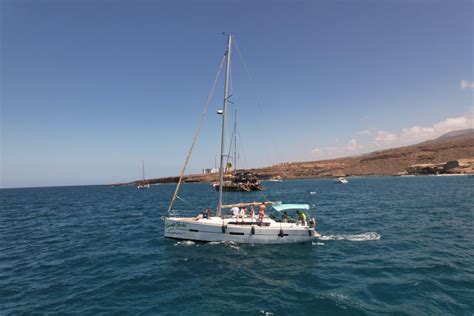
top-left (137, 160), bottom-right (150, 189)
top-left (137, 183), bottom-right (150, 189)
top-left (335, 177), bottom-right (348, 184)
top-left (268, 177), bottom-right (283, 183)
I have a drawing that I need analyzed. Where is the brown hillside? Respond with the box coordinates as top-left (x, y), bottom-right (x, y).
top-left (267, 135), bottom-right (474, 178)
top-left (114, 133), bottom-right (474, 186)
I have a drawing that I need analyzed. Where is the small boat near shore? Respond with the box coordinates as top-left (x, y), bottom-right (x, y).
top-left (268, 175), bottom-right (283, 183)
top-left (335, 177), bottom-right (348, 184)
top-left (217, 110), bottom-right (264, 192)
top-left (137, 160), bottom-right (150, 189)
top-left (216, 172), bottom-right (264, 192)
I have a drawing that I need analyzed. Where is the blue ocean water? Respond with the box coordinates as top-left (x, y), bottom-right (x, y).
top-left (1, 176), bottom-right (473, 315)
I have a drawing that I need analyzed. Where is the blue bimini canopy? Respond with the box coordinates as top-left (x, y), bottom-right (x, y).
top-left (272, 204), bottom-right (310, 212)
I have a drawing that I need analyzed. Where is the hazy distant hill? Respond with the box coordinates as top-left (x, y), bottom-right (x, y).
top-left (117, 129), bottom-right (474, 186)
top-left (434, 129), bottom-right (474, 141)
top-left (253, 129), bottom-right (474, 178)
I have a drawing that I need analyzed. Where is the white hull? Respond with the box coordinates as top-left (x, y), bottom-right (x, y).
top-left (335, 177), bottom-right (348, 184)
top-left (164, 217), bottom-right (317, 244)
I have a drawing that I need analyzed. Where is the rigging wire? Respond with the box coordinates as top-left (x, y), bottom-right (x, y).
top-left (233, 38), bottom-right (287, 167)
top-left (167, 54), bottom-right (226, 214)
top-left (236, 124), bottom-right (268, 203)
top-left (176, 195), bottom-right (198, 210)
top-left (233, 38), bottom-right (272, 202)
top-left (225, 60), bottom-right (235, 170)
top-left (236, 125), bottom-right (249, 170)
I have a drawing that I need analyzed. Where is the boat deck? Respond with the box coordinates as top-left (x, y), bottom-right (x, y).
top-left (169, 216), bottom-right (311, 229)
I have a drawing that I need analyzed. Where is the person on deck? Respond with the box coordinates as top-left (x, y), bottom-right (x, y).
top-left (297, 210), bottom-right (307, 226)
top-left (249, 206), bottom-right (255, 221)
top-left (231, 206), bottom-right (239, 220)
top-left (282, 211), bottom-right (289, 223)
top-left (238, 207), bottom-right (246, 223)
top-left (203, 208), bottom-right (211, 219)
top-left (258, 202), bottom-right (266, 225)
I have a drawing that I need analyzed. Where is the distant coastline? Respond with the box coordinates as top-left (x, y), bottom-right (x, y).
top-left (113, 130), bottom-right (474, 186)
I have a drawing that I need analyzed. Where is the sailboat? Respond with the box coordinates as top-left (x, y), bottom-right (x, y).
top-left (137, 160), bottom-right (150, 189)
top-left (217, 110), bottom-right (264, 192)
top-left (163, 34), bottom-right (319, 244)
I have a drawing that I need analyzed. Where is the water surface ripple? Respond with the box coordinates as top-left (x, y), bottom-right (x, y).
top-left (1, 177), bottom-right (473, 315)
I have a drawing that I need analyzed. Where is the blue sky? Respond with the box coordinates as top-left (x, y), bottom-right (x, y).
top-left (1, 0), bottom-right (473, 188)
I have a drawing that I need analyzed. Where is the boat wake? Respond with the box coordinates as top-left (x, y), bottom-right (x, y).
top-left (208, 241), bottom-right (241, 250)
top-left (174, 240), bottom-right (196, 246)
top-left (318, 232), bottom-right (380, 241)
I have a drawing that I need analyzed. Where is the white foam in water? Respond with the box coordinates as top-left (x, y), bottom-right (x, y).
top-left (207, 241), bottom-right (240, 250)
top-left (312, 241), bottom-right (325, 246)
top-left (174, 240), bottom-right (196, 246)
top-left (225, 241), bottom-right (241, 250)
top-left (319, 232), bottom-right (380, 241)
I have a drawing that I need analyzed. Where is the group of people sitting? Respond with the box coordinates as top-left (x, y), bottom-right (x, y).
top-left (230, 202), bottom-right (266, 224)
top-left (195, 203), bottom-right (316, 228)
top-left (280, 210), bottom-right (308, 225)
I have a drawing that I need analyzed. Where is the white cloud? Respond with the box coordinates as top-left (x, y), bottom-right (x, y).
top-left (400, 126), bottom-right (434, 142)
top-left (311, 138), bottom-right (364, 159)
top-left (311, 113), bottom-right (473, 159)
top-left (375, 115), bottom-right (472, 146)
top-left (396, 116), bottom-right (471, 144)
top-left (374, 131), bottom-right (398, 144)
top-left (460, 80), bottom-right (474, 89)
top-left (433, 116), bottom-right (470, 133)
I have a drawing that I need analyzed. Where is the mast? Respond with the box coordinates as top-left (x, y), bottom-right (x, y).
top-left (217, 34), bottom-right (232, 217)
top-left (142, 160), bottom-right (145, 181)
top-left (233, 109), bottom-right (237, 176)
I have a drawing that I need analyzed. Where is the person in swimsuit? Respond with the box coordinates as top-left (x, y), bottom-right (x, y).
top-left (258, 203), bottom-right (266, 225)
